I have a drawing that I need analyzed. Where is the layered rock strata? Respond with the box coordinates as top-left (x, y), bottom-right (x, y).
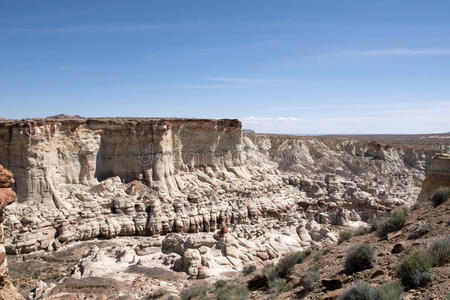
top-left (0, 118), bottom-right (244, 205)
top-left (0, 118), bottom-right (446, 277)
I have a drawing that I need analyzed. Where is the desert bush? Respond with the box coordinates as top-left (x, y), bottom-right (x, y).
top-left (370, 217), bottom-right (379, 232)
top-left (276, 250), bottom-right (308, 278)
top-left (262, 250), bottom-right (311, 292)
top-left (314, 252), bottom-right (322, 262)
top-left (268, 278), bottom-right (285, 293)
top-left (150, 288), bottom-right (170, 299)
top-left (431, 187), bottom-right (450, 207)
top-left (339, 230), bottom-right (353, 243)
top-left (282, 284), bottom-right (293, 293)
top-left (345, 243), bottom-right (375, 274)
top-left (180, 284), bottom-right (210, 300)
top-left (214, 280), bottom-right (229, 289)
top-left (304, 247), bottom-right (313, 256)
top-left (243, 264), bottom-right (257, 275)
top-left (396, 251), bottom-right (432, 289)
top-left (427, 237), bottom-right (450, 266)
top-left (215, 282), bottom-right (249, 300)
top-left (263, 263), bottom-right (278, 282)
top-left (338, 282), bottom-right (376, 300)
top-left (376, 207), bottom-right (409, 237)
top-left (301, 265), bottom-right (320, 291)
top-left (374, 282), bottom-right (403, 300)
top-left (354, 226), bottom-right (372, 236)
top-left (411, 201), bottom-right (428, 211)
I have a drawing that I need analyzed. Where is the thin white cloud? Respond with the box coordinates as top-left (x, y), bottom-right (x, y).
top-left (272, 101), bottom-right (450, 113)
top-left (182, 84), bottom-right (247, 89)
top-left (207, 77), bottom-right (294, 84)
top-left (5, 24), bottom-right (159, 34)
top-left (323, 48), bottom-right (450, 57)
top-left (241, 101), bottom-right (450, 134)
top-left (115, 77), bottom-right (297, 90)
top-left (243, 116), bottom-right (301, 123)
top-left (113, 84), bottom-right (247, 90)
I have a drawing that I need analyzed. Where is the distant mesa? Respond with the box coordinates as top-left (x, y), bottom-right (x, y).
top-left (46, 114), bottom-right (84, 119)
top-left (243, 129), bottom-right (256, 134)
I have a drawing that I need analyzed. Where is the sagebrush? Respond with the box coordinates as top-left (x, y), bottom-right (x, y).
top-left (338, 282), bottom-right (375, 300)
top-left (427, 237), bottom-right (450, 266)
top-left (376, 207), bottom-right (409, 237)
top-left (345, 243), bottom-right (375, 274)
top-left (431, 187), bottom-right (450, 207)
top-left (396, 251), bottom-right (432, 289)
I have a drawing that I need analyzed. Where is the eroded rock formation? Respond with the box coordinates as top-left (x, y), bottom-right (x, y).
top-left (0, 165), bottom-right (22, 300)
top-left (0, 117), bottom-right (447, 288)
top-left (417, 152), bottom-right (450, 201)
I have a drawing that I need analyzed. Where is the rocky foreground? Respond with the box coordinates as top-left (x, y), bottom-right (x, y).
top-left (0, 117), bottom-right (448, 299)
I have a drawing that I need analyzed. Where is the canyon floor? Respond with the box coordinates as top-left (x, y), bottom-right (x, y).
top-left (7, 197), bottom-right (450, 300)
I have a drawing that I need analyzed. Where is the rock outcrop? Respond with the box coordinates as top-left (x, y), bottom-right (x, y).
top-left (417, 153), bottom-right (450, 202)
top-left (0, 165), bottom-right (22, 300)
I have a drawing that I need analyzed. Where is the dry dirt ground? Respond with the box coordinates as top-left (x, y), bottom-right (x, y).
top-left (244, 199), bottom-right (450, 300)
top-left (7, 240), bottom-right (118, 298)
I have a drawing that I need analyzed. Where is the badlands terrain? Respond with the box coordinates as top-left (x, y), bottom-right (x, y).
top-left (0, 116), bottom-right (448, 299)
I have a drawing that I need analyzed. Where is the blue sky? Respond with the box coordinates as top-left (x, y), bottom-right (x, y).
top-left (1, 0), bottom-right (449, 134)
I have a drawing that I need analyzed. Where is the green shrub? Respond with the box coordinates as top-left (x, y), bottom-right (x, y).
top-left (339, 230), bottom-right (353, 243)
top-left (411, 201), bottom-right (428, 211)
top-left (268, 278), bottom-right (285, 293)
top-left (375, 282), bottom-right (403, 300)
top-left (427, 238), bottom-right (450, 266)
top-left (263, 263), bottom-right (278, 282)
top-left (338, 282), bottom-right (375, 300)
top-left (150, 288), bottom-right (170, 299)
top-left (396, 251), bottom-right (432, 289)
top-left (242, 264), bottom-right (257, 275)
top-left (345, 243), bottom-right (375, 274)
top-left (354, 226), bottom-right (372, 236)
top-left (376, 207), bottom-right (409, 237)
top-left (431, 187), bottom-right (450, 207)
top-left (214, 280), bottom-right (229, 289)
top-left (262, 250), bottom-right (311, 293)
top-left (282, 284), bottom-right (293, 293)
top-left (276, 250), bottom-right (308, 278)
top-left (314, 252), bottom-right (322, 262)
top-left (370, 217), bottom-right (379, 232)
top-left (215, 282), bottom-right (249, 300)
top-left (301, 266), bottom-right (320, 291)
top-left (180, 284), bottom-right (210, 300)
top-left (304, 247), bottom-right (313, 256)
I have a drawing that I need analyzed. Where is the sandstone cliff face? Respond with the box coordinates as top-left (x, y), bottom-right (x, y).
top-left (417, 153), bottom-right (450, 202)
top-left (0, 118), bottom-right (442, 262)
top-left (0, 118), bottom-right (244, 205)
top-left (0, 165), bottom-right (22, 300)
